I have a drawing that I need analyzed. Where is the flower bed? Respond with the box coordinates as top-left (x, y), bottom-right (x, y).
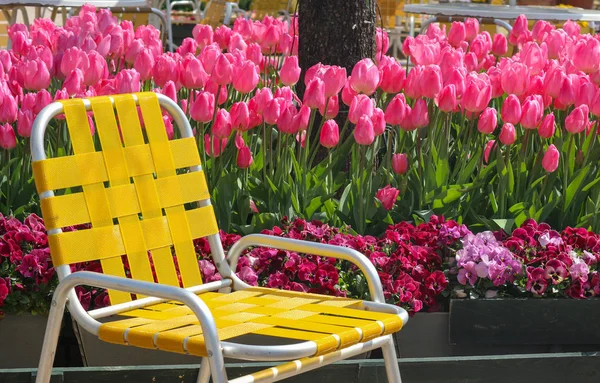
top-left (1, 212), bottom-right (469, 316)
top-left (2, 6), bottom-right (600, 236)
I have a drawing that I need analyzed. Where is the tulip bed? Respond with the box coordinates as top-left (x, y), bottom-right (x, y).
top-left (3, 5), bottom-right (600, 316)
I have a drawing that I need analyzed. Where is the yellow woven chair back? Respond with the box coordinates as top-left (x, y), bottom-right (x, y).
top-left (117, 11), bottom-right (150, 29)
top-left (0, 11), bottom-right (8, 49)
top-left (251, 0), bottom-right (294, 19)
top-left (32, 93), bottom-right (219, 306)
top-left (378, 0), bottom-right (403, 29)
top-left (201, 0), bottom-right (228, 27)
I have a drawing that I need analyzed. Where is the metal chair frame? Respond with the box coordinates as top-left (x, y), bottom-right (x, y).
top-left (31, 94), bottom-right (407, 383)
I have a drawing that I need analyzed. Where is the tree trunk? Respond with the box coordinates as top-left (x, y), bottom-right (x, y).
top-left (298, 0), bottom-right (376, 97)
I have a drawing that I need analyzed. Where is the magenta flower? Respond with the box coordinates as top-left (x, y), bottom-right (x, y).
top-left (526, 267), bottom-right (548, 296)
top-left (544, 259), bottom-right (569, 284)
top-left (457, 261), bottom-right (478, 286)
top-left (17, 254), bottom-right (42, 278)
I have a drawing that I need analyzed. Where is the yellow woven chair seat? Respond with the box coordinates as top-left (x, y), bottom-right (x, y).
top-left (99, 288), bottom-right (403, 357)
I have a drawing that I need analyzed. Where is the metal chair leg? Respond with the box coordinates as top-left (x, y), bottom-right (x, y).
top-left (382, 336), bottom-right (402, 383)
top-left (196, 357), bottom-right (211, 383)
top-left (35, 285), bottom-right (70, 383)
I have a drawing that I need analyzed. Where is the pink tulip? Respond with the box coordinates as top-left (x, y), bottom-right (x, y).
top-left (18, 59), bottom-right (50, 91)
top-left (544, 64), bottom-right (566, 99)
top-left (200, 44), bottom-right (221, 75)
top-left (392, 153), bottom-right (409, 175)
top-left (213, 109), bottom-right (232, 138)
top-left (576, 79), bottom-right (597, 108)
top-left (192, 24), bottom-right (213, 49)
top-left (163, 115), bottom-right (174, 140)
top-left (160, 81), bottom-right (177, 103)
top-left (471, 32), bottom-right (492, 61)
top-left (509, 14), bottom-right (529, 46)
top-left (63, 68), bottom-right (84, 96)
top-left (538, 113), bottom-right (556, 139)
top-left (411, 99), bottom-right (429, 129)
top-left (0, 123), bottom-right (16, 149)
top-left (190, 91), bottom-right (215, 123)
top-left (35, 90), bottom-right (52, 115)
top-left (545, 30), bottom-right (567, 59)
top-left (350, 58), bottom-right (380, 96)
top-left (248, 105), bottom-right (263, 129)
top-left (486, 67), bottom-right (503, 99)
top-left (114, 69), bottom-right (141, 94)
top-left (385, 94), bottom-right (408, 126)
top-left (253, 88), bottom-right (274, 115)
top-left (379, 59), bottom-right (405, 94)
top-left (60, 47), bottom-right (89, 78)
top-left (280, 56), bottom-right (301, 86)
top-left (180, 55), bottom-right (207, 90)
top-left (478, 107), bottom-right (497, 134)
top-left (230, 102), bottom-right (250, 131)
top-left (565, 105), bottom-right (589, 134)
top-left (376, 28), bottom-right (390, 58)
top-left (484, 140), bottom-right (496, 164)
top-left (445, 67), bottom-right (466, 97)
top-left (532, 20), bottom-right (554, 43)
top-left (520, 42), bottom-right (547, 75)
top-left (573, 37), bottom-right (600, 74)
top-left (211, 54), bottom-right (233, 86)
top-left (275, 87), bottom-right (294, 105)
top-left (246, 43), bottom-right (262, 66)
top-left (0, 94), bottom-right (16, 124)
top-left (176, 37), bottom-right (198, 56)
top-left (463, 74), bottom-right (492, 113)
top-left (214, 25), bottom-right (232, 49)
top-left (448, 22), bottom-right (466, 47)
top-left (303, 77), bottom-right (326, 109)
top-left (354, 115), bottom-right (375, 145)
top-left (319, 95), bottom-right (339, 119)
top-left (323, 66), bottom-right (347, 98)
top-left (262, 24), bottom-right (281, 49)
top-left (227, 32), bottom-right (247, 53)
top-left (557, 74), bottom-right (578, 107)
top-left (153, 54), bottom-right (178, 87)
top-left (492, 33), bottom-right (508, 56)
top-left (563, 20), bottom-right (581, 37)
top-left (376, 185), bottom-right (400, 211)
top-left (464, 18), bottom-right (479, 41)
top-left (499, 123), bottom-right (516, 145)
top-left (421, 65), bottom-right (442, 99)
top-left (501, 94), bottom-right (522, 125)
top-left (263, 98), bottom-right (282, 125)
top-left (134, 48), bottom-right (154, 81)
top-left (371, 108), bottom-right (386, 136)
top-left (349, 95), bottom-right (374, 124)
top-left (233, 60), bottom-right (259, 94)
top-left (236, 145), bottom-right (253, 169)
top-left (520, 95), bottom-right (544, 129)
top-left (84, 51), bottom-right (107, 86)
top-left (342, 77), bottom-right (358, 106)
top-left (320, 119), bottom-right (339, 148)
top-left (591, 89), bottom-right (600, 117)
top-left (409, 37), bottom-right (441, 66)
top-left (501, 62), bottom-right (530, 96)
top-left (277, 105), bottom-right (298, 134)
top-left (542, 144), bottom-right (560, 173)
top-left (204, 134), bottom-right (227, 158)
top-left (437, 85), bottom-right (458, 113)
top-left (464, 52), bottom-right (478, 73)
top-left (17, 109), bottom-right (33, 137)
top-left (404, 65), bottom-right (423, 99)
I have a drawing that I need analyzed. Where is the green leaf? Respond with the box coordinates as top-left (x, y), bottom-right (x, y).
top-left (564, 165), bottom-right (590, 212)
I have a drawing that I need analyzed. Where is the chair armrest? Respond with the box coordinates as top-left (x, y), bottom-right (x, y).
top-left (227, 234), bottom-right (386, 304)
top-left (53, 271), bottom-right (227, 380)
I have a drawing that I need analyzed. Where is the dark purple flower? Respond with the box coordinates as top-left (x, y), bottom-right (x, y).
top-left (17, 254), bottom-right (43, 278)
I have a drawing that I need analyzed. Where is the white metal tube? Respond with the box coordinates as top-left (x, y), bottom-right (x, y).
top-left (228, 335), bottom-right (391, 383)
top-left (51, 271), bottom-right (228, 383)
top-left (227, 234), bottom-right (386, 303)
top-left (221, 341), bottom-right (317, 361)
top-left (88, 279), bottom-right (232, 319)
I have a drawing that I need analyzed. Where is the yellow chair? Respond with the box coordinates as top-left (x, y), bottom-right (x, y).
top-left (250, 0), bottom-right (295, 20)
top-left (31, 92), bottom-right (408, 383)
top-left (200, 0), bottom-right (246, 27)
top-left (0, 11), bottom-right (8, 49)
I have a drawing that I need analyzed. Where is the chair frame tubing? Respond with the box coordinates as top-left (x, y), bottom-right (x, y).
top-left (31, 94), bottom-right (406, 383)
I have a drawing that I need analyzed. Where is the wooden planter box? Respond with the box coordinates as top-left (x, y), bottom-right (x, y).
top-left (0, 313), bottom-right (81, 368)
top-left (449, 298), bottom-right (600, 346)
top-left (0, 314), bottom-right (47, 368)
